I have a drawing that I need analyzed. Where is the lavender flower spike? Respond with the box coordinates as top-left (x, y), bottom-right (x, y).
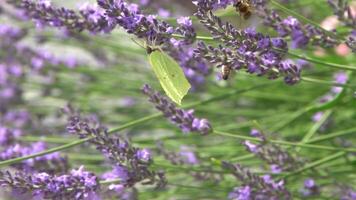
top-left (0, 166), bottom-right (100, 200)
top-left (242, 129), bottom-right (300, 172)
top-left (64, 105), bottom-right (166, 189)
top-left (223, 162), bottom-right (291, 200)
top-left (142, 84), bottom-right (212, 135)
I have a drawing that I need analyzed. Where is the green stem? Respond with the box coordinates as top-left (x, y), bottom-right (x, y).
top-left (283, 152), bottom-right (346, 178)
top-left (21, 136), bottom-right (75, 144)
top-left (213, 130), bottom-right (356, 152)
top-left (302, 77), bottom-right (356, 89)
top-left (0, 112), bottom-right (161, 167)
top-left (285, 51), bottom-right (356, 71)
top-left (0, 84), bottom-right (271, 168)
top-left (296, 110), bottom-right (333, 152)
top-left (309, 71), bottom-right (352, 112)
top-left (152, 163), bottom-right (229, 174)
top-left (309, 127), bottom-right (356, 144)
top-left (269, 106), bottom-right (311, 132)
top-left (230, 154), bottom-right (255, 162)
top-left (229, 127), bottom-right (356, 163)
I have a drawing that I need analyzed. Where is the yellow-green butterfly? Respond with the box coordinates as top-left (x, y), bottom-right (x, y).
top-left (147, 47), bottom-right (191, 105)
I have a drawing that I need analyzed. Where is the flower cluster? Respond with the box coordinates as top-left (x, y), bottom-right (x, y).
top-left (258, 6), bottom-right (339, 48)
top-left (0, 142), bottom-right (69, 174)
top-left (135, 0), bottom-right (172, 18)
top-left (242, 129), bottom-right (300, 173)
top-left (98, 0), bottom-right (211, 88)
top-left (167, 17), bottom-right (210, 90)
top-left (0, 166), bottom-right (99, 200)
top-left (0, 126), bottom-right (19, 146)
top-left (7, 0), bottom-right (211, 89)
top-left (142, 84), bottom-right (212, 135)
top-left (0, 23), bottom-right (80, 112)
top-left (156, 142), bottom-right (222, 182)
top-left (300, 178), bottom-right (320, 197)
top-left (98, 0), bottom-right (173, 45)
top-left (193, 1), bottom-right (302, 84)
top-left (157, 141), bottom-right (200, 165)
top-left (223, 162), bottom-right (291, 200)
top-left (63, 105), bottom-right (167, 189)
top-left (192, 0), bottom-right (235, 10)
top-left (7, 0), bottom-right (111, 33)
top-left (339, 186), bottom-right (356, 200)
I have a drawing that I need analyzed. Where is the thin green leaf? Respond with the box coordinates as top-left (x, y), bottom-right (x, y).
top-left (148, 50), bottom-right (191, 105)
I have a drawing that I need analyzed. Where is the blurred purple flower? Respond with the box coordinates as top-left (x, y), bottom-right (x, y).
top-left (0, 166), bottom-right (99, 199)
top-left (331, 71), bottom-right (348, 94)
top-left (158, 8), bottom-right (170, 18)
top-left (257, 1), bottom-right (339, 49)
top-left (312, 112), bottom-right (324, 122)
top-left (136, 149), bottom-right (151, 162)
top-left (179, 146), bottom-right (200, 165)
top-left (228, 186), bottom-right (251, 200)
top-left (300, 178), bottom-right (320, 197)
top-left (0, 142), bottom-right (68, 173)
top-left (243, 129), bottom-right (300, 172)
top-left (63, 105), bottom-right (166, 188)
top-left (223, 162), bottom-right (291, 200)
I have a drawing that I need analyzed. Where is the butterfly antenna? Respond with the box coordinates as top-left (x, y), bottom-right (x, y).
top-left (131, 38), bottom-right (145, 49)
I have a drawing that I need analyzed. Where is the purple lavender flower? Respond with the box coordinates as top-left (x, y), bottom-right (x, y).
top-left (142, 84), bottom-right (212, 135)
top-left (166, 17), bottom-right (210, 89)
top-left (156, 142), bottom-right (200, 166)
top-left (228, 186), bottom-right (251, 200)
top-left (0, 126), bottom-right (17, 146)
top-left (340, 188), bottom-right (356, 200)
top-left (192, 0), bottom-right (235, 10)
top-left (331, 71), bottom-right (348, 94)
top-left (136, 149), bottom-right (151, 162)
top-left (103, 0), bottom-right (210, 88)
top-left (97, 0), bottom-right (173, 45)
top-left (118, 97), bottom-right (137, 107)
top-left (300, 178), bottom-right (320, 197)
top-left (223, 162), bottom-right (291, 200)
top-left (317, 71), bottom-right (349, 105)
top-left (7, 1), bottom-right (210, 89)
top-left (63, 105), bottom-right (166, 188)
top-left (312, 111), bottom-right (324, 122)
top-left (0, 166), bottom-right (99, 200)
top-left (0, 23), bottom-right (80, 103)
top-left (179, 146), bottom-right (200, 165)
top-left (156, 141), bottom-right (221, 182)
top-left (193, 3), bottom-right (302, 84)
top-left (0, 142), bottom-right (68, 173)
top-left (7, 0), bottom-right (111, 33)
top-left (256, 1), bottom-right (339, 49)
top-left (242, 129), bottom-right (300, 172)
top-left (243, 141), bottom-right (259, 153)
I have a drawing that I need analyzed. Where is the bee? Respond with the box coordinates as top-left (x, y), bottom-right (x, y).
top-left (234, 0), bottom-right (252, 20)
top-left (221, 65), bottom-right (232, 80)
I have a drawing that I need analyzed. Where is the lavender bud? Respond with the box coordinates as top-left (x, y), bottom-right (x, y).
top-left (223, 162), bottom-right (291, 200)
top-left (142, 84), bottom-right (212, 135)
top-left (0, 166), bottom-right (100, 200)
